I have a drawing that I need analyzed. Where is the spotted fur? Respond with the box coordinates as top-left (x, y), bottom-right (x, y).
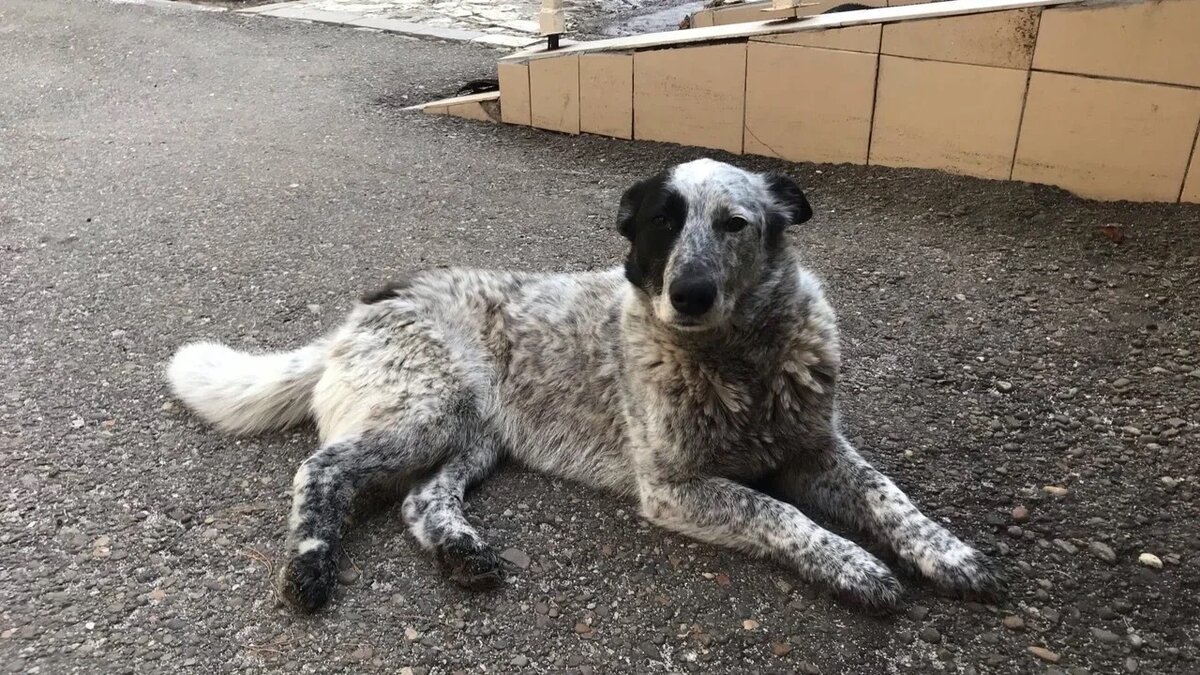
top-left (167, 159), bottom-right (1003, 613)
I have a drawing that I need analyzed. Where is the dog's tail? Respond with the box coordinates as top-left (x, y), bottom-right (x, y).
top-left (166, 339), bottom-right (329, 436)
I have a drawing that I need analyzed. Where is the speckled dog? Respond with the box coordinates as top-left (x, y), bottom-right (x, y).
top-left (167, 159), bottom-right (1003, 614)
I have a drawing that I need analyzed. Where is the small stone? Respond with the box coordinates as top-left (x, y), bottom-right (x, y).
top-left (1164, 417), bottom-right (1187, 428)
top-left (1137, 553), bottom-right (1162, 569)
top-left (1043, 486), bottom-right (1069, 497)
top-left (1128, 634), bottom-right (1144, 649)
top-left (306, 304), bottom-right (322, 315)
top-left (907, 605), bottom-right (930, 622)
top-left (338, 566), bottom-right (360, 585)
top-left (1028, 646), bottom-right (1060, 663)
top-left (1003, 615), bottom-right (1025, 631)
top-left (1012, 505), bottom-right (1029, 522)
top-left (996, 381), bottom-right (1014, 393)
top-left (771, 642), bottom-right (792, 657)
top-left (1089, 541), bottom-right (1116, 563)
top-left (1113, 378), bottom-right (1131, 389)
top-left (919, 627), bottom-right (941, 644)
top-left (500, 548), bottom-right (531, 569)
top-left (1091, 628), bottom-right (1120, 643)
top-left (1124, 657), bottom-right (1138, 673)
top-left (799, 662), bottom-right (820, 675)
top-left (742, 619), bottom-right (759, 630)
top-left (574, 622), bottom-right (592, 635)
top-left (510, 655), bottom-right (529, 667)
top-left (1053, 539), bottom-right (1078, 555)
top-left (349, 645), bottom-right (373, 662)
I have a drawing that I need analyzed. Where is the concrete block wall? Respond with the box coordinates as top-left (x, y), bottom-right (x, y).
top-left (436, 0), bottom-right (1200, 204)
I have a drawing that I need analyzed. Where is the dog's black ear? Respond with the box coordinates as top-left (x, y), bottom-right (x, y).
top-left (765, 172), bottom-right (813, 227)
top-left (616, 178), bottom-right (650, 240)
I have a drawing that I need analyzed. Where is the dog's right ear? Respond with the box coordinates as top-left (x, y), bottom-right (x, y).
top-left (616, 178), bottom-right (650, 241)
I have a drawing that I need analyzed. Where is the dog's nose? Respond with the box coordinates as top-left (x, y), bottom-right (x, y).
top-left (669, 278), bottom-right (717, 317)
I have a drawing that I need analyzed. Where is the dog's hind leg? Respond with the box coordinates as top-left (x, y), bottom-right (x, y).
top-left (402, 435), bottom-right (504, 589)
top-left (770, 433), bottom-right (1005, 600)
top-left (279, 390), bottom-right (482, 613)
top-left (638, 475), bottom-right (903, 611)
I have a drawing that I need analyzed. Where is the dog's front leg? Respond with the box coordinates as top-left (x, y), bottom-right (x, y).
top-left (637, 474), bottom-right (902, 611)
top-left (773, 434), bottom-right (1004, 599)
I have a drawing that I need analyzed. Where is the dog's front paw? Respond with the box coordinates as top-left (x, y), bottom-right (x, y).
top-left (914, 543), bottom-right (1006, 602)
top-left (829, 551), bottom-right (904, 613)
top-left (279, 549), bottom-right (338, 613)
top-left (435, 535), bottom-right (505, 590)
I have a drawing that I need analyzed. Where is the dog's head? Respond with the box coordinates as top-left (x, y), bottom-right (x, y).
top-left (616, 159), bottom-right (812, 331)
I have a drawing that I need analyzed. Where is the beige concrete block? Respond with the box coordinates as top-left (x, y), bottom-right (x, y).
top-left (498, 62), bottom-right (531, 126)
top-left (1035, 1), bottom-right (1200, 88)
top-left (882, 8), bottom-right (1039, 69)
top-left (744, 43), bottom-right (876, 164)
top-left (689, 9), bottom-right (714, 27)
top-left (1183, 135), bottom-right (1200, 204)
top-left (529, 55), bottom-right (580, 134)
top-left (758, 0), bottom-right (885, 53)
top-left (708, 1), bottom-right (795, 26)
top-left (580, 53), bottom-right (633, 139)
top-left (1013, 72), bottom-right (1200, 202)
top-left (871, 55), bottom-right (1027, 180)
top-left (634, 43), bottom-right (747, 154)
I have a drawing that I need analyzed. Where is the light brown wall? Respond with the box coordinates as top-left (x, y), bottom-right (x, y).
top-left (463, 0), bottom-right (1200, 203)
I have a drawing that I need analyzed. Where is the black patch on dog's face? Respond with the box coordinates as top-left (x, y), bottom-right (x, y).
top-left (616, 173), bottom-right (688, 294)
top-left (764, 173), bottom-right (813, 248)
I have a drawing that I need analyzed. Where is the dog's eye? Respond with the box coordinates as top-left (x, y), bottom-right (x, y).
top-left (723, 216), bottom-right (748, 233)
top-left (652, 215), bottom-right (668, 228)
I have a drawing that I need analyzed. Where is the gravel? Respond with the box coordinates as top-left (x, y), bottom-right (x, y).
top-left (2, 1), bottom-right (1199, 674)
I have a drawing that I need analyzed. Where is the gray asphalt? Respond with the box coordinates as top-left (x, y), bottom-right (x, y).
top-left (3, 1), bottom-right (1200, 674)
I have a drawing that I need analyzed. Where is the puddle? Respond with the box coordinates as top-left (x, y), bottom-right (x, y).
top-left (598, 0), bottom-right (705, 36)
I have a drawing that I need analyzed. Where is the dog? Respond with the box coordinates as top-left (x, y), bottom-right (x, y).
top-left (167, 159), bottom-right (1003, 613)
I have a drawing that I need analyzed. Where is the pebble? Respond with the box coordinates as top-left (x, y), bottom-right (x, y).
top-left (1043, 485), bottom-right (1069, 497)
top-left (771, 642), bottom-right (792, 657)
top-left (348, 645), bottom-right (373, 662)
top-left (1012, 505), bottom-right (1029, 522)
top-left (1138, 553), bottom-right (1163, 569)
top-left (510, 655), bottom-right (529, 667)
top-left (907, 605), bottom-right (929, 622)
top-left (1125, 657), bottom-right (1138, 673)
top-left (1113, 378), bottom-right (1131, 389)
top-left (1053, 539), bottom-right (1078, 555)
top-left (742, 619), bottom-right (760, 630)
top-left (1091, 628), bottom-right (1120, 644)
top-left (919, 627), bottom-right (941, 644)
top-left (1028, 646), bottom-right (1060, 663)
top-left (996, 381), bottom-right (1013, 393)
top-left (338, 566), bottom-right (360, 585)
top-left (1002, 615), bottom-right (1025, 631)
top-left (1089, 541), bottom-right (1116, 563)
top-left (500, 548), bottom-right (531, 569)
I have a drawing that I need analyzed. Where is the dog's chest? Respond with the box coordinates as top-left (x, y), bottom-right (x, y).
top-left (633, 336), bottom-right (838, 480)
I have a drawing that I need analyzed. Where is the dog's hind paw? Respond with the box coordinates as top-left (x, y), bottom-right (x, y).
top-left (279, 550), bottom-right (338, 613)
top-left (435, 536), bottom-right (505, 590)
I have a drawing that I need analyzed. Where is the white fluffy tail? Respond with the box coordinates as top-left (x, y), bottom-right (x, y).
top-left (166, 340), bottom-right (328, 435)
